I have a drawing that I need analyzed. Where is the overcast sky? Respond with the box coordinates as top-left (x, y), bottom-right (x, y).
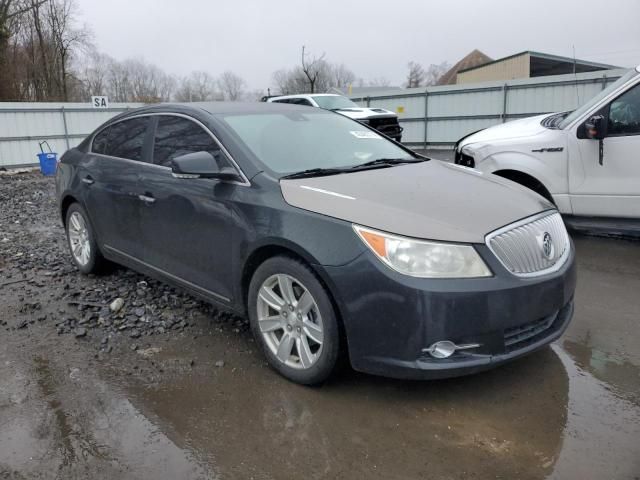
top-left (75, 0), bottom-right (640, 90)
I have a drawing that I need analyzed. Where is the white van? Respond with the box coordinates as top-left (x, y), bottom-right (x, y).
top-left (455, 65), bottom-right (640, 232)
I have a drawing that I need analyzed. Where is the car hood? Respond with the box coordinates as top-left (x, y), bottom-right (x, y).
top-left (459, 114), bottom-right (552, 148)
top-left (335, 108), bottom-right (397, 120)
top-left (280, 161), bottom-right (553, 243)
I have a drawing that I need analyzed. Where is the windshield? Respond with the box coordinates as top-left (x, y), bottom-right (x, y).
top-left (220, 110), bottom-right (413, 174)
top-left (558, 69), bottom-right (639, 129)
top-left (311, 95), bottom-right (359, 110)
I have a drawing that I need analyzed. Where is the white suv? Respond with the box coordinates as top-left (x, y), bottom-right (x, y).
top-left (456, 65), bottom-right (640, 232)
top-left (266, 93), bottom-right (403, 142)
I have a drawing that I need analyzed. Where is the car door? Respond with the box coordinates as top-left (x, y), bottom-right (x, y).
top-left (82, 116), bottom-right (152, 258)
top-left (137, 114), bottom-right (241, 303)
top-left (570, 81), bottom-right (640, 217)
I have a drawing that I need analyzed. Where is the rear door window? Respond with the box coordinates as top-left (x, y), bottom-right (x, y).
top-left (152, 115), bottom-right (231, 168)
top-left (103, 117), bottom-right (151, 161)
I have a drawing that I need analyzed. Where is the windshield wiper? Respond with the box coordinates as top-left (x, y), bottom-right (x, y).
top-left (352, 157), bottom-right (427, 168)
top-left (281, 167), bottom-right (352, 180)
top-left (281, 157), bottom-right (427, 180)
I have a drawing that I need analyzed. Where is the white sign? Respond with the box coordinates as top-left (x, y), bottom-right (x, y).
top-left (91, 96), bottom-right (109, 108)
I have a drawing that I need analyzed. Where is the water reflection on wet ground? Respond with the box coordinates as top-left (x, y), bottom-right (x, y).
top-left (1, 234), bottom-right (639, 479)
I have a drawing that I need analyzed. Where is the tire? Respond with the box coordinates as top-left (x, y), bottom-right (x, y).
top-left (248, 256), bottom-right (341, 385)
top-left (65, 203), bottom-right (105, 274)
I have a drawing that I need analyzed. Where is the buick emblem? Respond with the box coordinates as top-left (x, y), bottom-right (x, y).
top-left (541, 232), bottom-right (554, 260)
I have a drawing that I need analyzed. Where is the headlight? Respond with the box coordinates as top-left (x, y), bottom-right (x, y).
top-left (353, 225), bottom-right (492, 278)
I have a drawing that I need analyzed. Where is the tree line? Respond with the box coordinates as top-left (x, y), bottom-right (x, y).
top-left (0, 0), bottom-right (450, 103)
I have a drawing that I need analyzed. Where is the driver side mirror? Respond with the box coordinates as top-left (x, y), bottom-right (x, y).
top-left (584, 115), bottom-right (607, 166)
top-left (585, 115), bottom-right (607, 140)
top-left (171, 151), bottom-right (241, 181)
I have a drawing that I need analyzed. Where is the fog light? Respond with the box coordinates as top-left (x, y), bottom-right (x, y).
top-left (423, 340), bottom-right (481, 359)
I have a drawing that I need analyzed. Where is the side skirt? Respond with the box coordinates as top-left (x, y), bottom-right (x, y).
top-left (563, 215), bottom-right (640, 239)
top-left (102, 245), bottom-right (243, 315)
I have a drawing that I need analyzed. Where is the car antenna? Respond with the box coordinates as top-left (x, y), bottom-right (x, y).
top-left (572, 45), bottom-right (580, 106)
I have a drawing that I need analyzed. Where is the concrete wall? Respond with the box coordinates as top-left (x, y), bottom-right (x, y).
top-left (0, 69), bottom-right (630, 167)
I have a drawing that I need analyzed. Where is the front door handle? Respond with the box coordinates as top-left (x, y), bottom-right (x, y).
top-left (138, 194), bottom-right (156, 205)
top-left (81, 176), bottom-right (94, 185)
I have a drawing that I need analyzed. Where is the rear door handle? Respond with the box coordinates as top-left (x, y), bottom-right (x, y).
top-left (138, 194), bottom-right (156, 205)
top-left (81, 176), bottom-right (94, 185)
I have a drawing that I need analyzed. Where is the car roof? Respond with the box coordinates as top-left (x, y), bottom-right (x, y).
top-left (95, 101), bottom-right (322, 133)
top-left (114, 101), bottom-right (315, 118)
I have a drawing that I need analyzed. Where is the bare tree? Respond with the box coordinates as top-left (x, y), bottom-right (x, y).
top-left (175, 70), bottom-right (217, 102)
top-left (405, 61), bottom-right (425, 88)
top-left (76, 49), bottom-right (111, 98)
top-left (301, 45), bottom-right (326, 93)
top-left (367, 76), bottom-right (391, 87)
top-left (272, 67), bottom-right (308, 95)
top-left (106, 57), bottom-right (131, 102)
top-left (272, 54), bottom-right (356, 95)
top-left (125, 58), bottom-right (174, 102)
top-left (329, 63), bottom-right (355, 89)
top-left (46, 0), bottom-right (90, 100)
top-left (217, 70), bottom-right (246, 101)
top-left (0, 0), bottom-right (46, 99)
top-left (424, 61), bottom-right (451, 86)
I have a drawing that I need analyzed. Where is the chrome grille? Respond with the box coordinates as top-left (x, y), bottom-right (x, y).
top-left (487, 211), bottom-right (570, 277)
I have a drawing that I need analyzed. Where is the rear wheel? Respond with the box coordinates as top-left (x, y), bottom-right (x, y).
top-left (65, 203), bottom-right (105, 274)
top-left (248, 256), bottom-right (340, 385)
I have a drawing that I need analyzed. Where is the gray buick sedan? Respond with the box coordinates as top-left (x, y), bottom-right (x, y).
top-left (56, 102), bottom-right (576, 385)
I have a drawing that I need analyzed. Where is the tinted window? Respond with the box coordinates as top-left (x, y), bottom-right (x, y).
top-left (92, 127), bottom-right (110, 154)
top-left (104, 117), bottom-right (150, 161)
top-left (292, 98), bottom-right (313, 106)
top-left (153, 116), bottom-right (230, 168)
top-left (608, 83), bottom-right (640, 136)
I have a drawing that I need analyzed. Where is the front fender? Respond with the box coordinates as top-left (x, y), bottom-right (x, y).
top-left (476, 150), bottom-right (567, 195)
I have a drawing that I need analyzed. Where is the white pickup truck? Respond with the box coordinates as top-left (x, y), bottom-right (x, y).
top-left (265, 93), bottom-right (403, 142)
top-left (455, 65), bottom-right (640, 233)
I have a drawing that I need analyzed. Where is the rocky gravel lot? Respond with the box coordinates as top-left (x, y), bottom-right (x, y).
top-left (0, 171), bottom-right (248, 357)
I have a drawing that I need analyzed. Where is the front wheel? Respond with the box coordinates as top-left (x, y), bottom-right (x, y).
top-left (248, 256), bottom-right (341, 385)
top-left (65, 203), bottom-right (105, 274)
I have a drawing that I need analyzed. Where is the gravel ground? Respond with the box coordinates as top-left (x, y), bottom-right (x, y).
top-left (0, 171), bottom-right (247, 355)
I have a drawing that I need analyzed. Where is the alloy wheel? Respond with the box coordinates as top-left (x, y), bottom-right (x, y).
top-left (256, 274), bottom-right (324, 369)
top-left (68, 211), bottom-right (91, 266)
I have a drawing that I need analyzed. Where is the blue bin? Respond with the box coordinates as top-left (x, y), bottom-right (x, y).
top-left (37, 152), bottom-right (57, 176)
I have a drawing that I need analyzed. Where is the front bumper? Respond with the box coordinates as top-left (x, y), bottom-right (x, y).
top-left (321, 242), bottom-right (576, 380)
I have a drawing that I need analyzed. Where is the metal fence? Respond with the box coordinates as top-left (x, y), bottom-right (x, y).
top-left (0, 102), bottom-right (143, 168)
top-left (0, 68), bottom-right (630, 167)
top-left (349, 68), bottom-right (628, 148)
